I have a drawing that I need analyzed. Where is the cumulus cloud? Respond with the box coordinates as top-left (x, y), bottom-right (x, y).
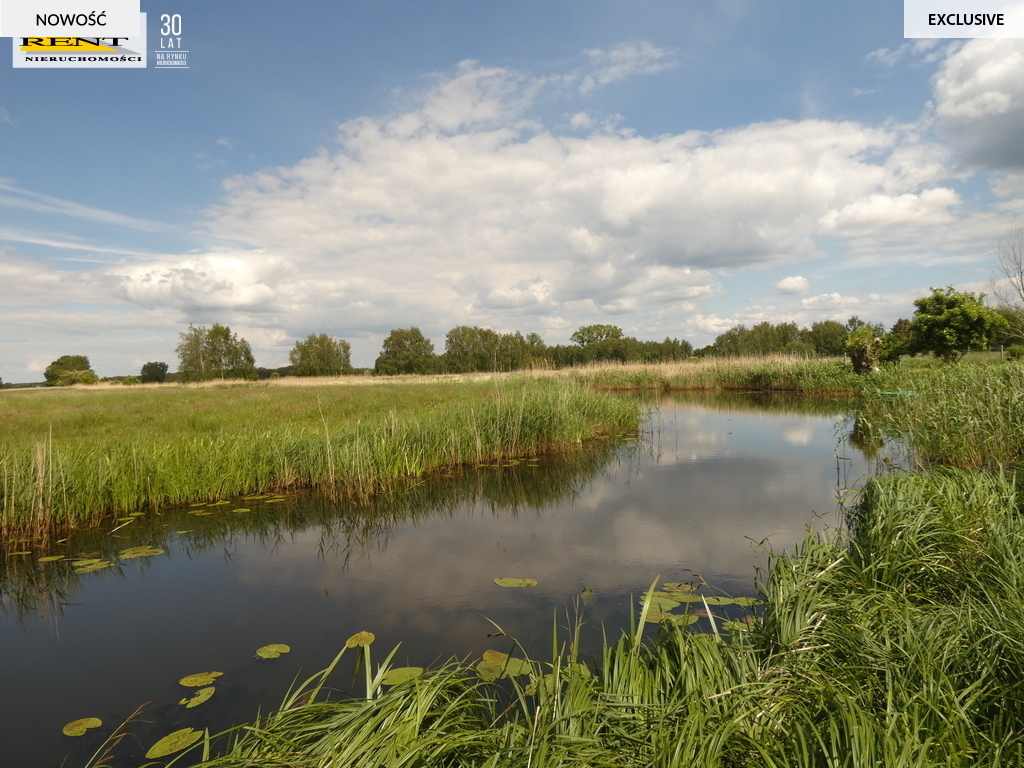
top-left (776, 275), bottom-right (810, 295)
top-left (933, 39), bottom-right (1024, 170)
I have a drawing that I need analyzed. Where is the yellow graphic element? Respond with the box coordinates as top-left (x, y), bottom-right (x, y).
top-left (20, 38), bottom-right (118, 52)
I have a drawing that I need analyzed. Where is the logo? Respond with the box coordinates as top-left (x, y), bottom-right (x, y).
top-left (12, 12), bottom-right (147, 67)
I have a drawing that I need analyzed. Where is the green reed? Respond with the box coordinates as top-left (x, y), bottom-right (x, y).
top-left (860, 361), bottom-right (1024, 469)
top-left (568, 356), bottom-right (863, 395)
top-left (0, 378), bottom-right (637, 545)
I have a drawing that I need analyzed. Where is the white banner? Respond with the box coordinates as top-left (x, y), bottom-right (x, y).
top-left (1, 0), bottom-right (140, 38)
top-left (905, 0), bottom-right (1024, 37)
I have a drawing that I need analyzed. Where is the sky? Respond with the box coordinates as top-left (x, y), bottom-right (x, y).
top-left (1, 0), bottom-right (1023, 381)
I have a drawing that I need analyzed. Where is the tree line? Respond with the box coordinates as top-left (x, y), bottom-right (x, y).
top-left (25, 285), bottom-right (1014, 387)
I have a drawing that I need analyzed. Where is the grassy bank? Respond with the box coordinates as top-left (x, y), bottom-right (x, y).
top-left (567, 356), bottom-right (862, 394)
top-left (135, 469), bottom-right (1023, 768)
top-left (0, 377), bottom-right (637, 545)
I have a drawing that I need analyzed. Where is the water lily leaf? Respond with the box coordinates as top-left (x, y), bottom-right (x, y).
top-left (179, 686), bottom-right (216, 708)
top-left (189, 511), bottom-right (213, 516)
top-left (62, 717), bottom-right (102, 736)
top-left (73, 558), bottom-right (103, 566)
top-left (74, 561), bottom-right (112, 572)
top-left (345, 631), bottom-right (375, 648)
top-left (667, 614), bottom-right (700, 626)
top-left (256, 643), bottom-right (291, 659)
top-left (119, 546), bottom-right (164, 559)
top-left (644, 606), bottom-right (679, 622)
top-left (145, 727), bottom-right (203, 759)
top-left (662, 582), bottom-right (696, 593)
top-left (178, 671), bottom-right (222, 687)
top-left (176, 530), bottom-right (193, 534)
top-left (731, 597), bottom-right (763, 607)
top-left (209, 501), bottom-right (230, 506)
top-left (721, 621), bottom-right (752, 632)
top-left (381, 666), bottom-right (424, 685)
top-left (494, 577), bottom-right (538, 588)
top-left (39, 555), bottom-right (64, 562)
top-left (233, 508), bottom-right (250, 513)
top-left (265, 499), bottom-right (284, 503)
top-left (476, 661), bottom-right (502, 682)
top-left (640, 594), bottom-right (680, 611)
top-left (480, 651), bottom-right (531, 678)
top-left (482, 649), bottom-right (508, 665)
top-left (503, 657), bottom-right (533, 677)
top-left (188, 503), bottom-right (207, 507)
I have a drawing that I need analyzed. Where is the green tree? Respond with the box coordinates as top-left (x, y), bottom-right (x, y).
top-left (140, 361), bottom-right (169, 383)
top-left (176, 324), bottom-right (257, 382)
top-left (802, 321), bottom-right (848, 357)
top-left (375, 327), bottom-right (437, 376)
top-left (443, 326), bottom-right (500, 373)
top-left (44, 355), bottom-right (96, 386)
top-left (908, 286), bottom-right (1009, 362)
top-left (289, 334), bottom-right (352, 377)
top-left (570, 324), bottom-right (623, 346)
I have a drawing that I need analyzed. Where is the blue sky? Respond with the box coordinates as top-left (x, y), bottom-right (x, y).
top-left (1, 0), bottom-right (1022, 380)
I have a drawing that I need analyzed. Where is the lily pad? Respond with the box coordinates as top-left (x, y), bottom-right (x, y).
top-left (233, 508), bottom-right (250, 513)
top-left (476, 660), bottom-right (503, 682)
top-left (380, 666), bottom-right (424, 685)
top-left (178, 671), bottom-right (222, 687)
top-left (662, 582), bottom-right (696, 593)
top-left (494, 577), bottom-right (538, 588)
top-left (62, 717), bottom-right (102, 736)
top-left (119, 546), bottom-right (164, 560)
top-left (179, 686), bottom-right (216, 708)
top-left (640, 594), bottom-right (681, 611)
top-left (345, 631), bottom-right (375, 648)
top-left (480, 651), bottom-right (532, 678)
top-left (39, 555), bottom-right (65, 562)
top-left (256, 643), bottom-right (291, 659)
top-left (145, 727), bottom-right (204, 759)
top-left (74, 560), bottom-right (112, 572)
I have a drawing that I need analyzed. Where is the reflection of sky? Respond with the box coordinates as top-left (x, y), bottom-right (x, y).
top-left (0, 395), bottom-right (871, 768)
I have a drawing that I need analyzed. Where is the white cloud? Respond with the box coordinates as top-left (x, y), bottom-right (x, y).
top-left (0, 179), bottom-right (169, 232)
top-left (776, 275), bottom-right (810, 294)
top-left (579, 41), bottom-right (677, 93)
top-left (932, 39), bottom-right (1024, 170)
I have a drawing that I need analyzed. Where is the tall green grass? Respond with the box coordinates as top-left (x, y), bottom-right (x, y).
top-left (144, 469), bottom-right (1024, 768)
top-left (0, 378), bottom-right (637, 545)
top-left (568, 357), bottom-right (863, 394)
top-left (860, 361), bottom-right (1024, 468)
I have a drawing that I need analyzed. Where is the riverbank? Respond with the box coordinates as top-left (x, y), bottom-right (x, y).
top-left (0, 377), bottom-right (637, 545)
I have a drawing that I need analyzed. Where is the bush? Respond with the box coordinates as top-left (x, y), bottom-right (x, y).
top-left (1006, 345), bottom-right (1024, 361)
top-left (121, 375), bottom-right (141, 386)
top-left (56, 370), bottom-right (99, 386)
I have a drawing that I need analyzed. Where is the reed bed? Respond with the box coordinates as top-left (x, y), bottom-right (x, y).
top-left (567, 356), bottom-right (862, 395)
top-left (860, 361), bottom-right (1024, 469)
top-left (148, 469), bottom-right (1024, 768)
top-left (0, 378), bottom-right (637, 545)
